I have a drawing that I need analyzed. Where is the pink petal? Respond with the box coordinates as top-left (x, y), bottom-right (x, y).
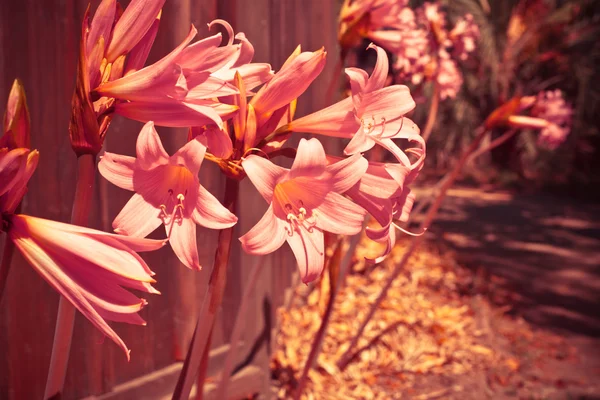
top-left (123, 11), bottom-right (161, 75)
top-left (250, 48), bottom-right (326, 125)
top-left (0, 148), bottom-right (27, 196)
top-left (106, 0), bottom-right (166, 61)
top-left (286, 227), bottom-right (324, 284)
top-left (359, 85), bottom-right (415, 122)
top-left (100, 25), bottom-right (196, 100)
top-left (288, 97), bottom-right (357, 138)
top-left (192, 126), bottom-right (233, 159)
top-left (364, 43), bottom-right (388, 93)
top-left (325, 153), bottom-right (368, 193)
top-left (136, 121), bottom-right (169, 169)
top-left (98, 152), bottom-right (136, 191)
top-left (241, 155), bottom-right (288, 202)
top-left (290, 138), bottom-right (326, 179)
top-left (232, 32), bottom-right (254, 67)
top-left (168, 217), bottom-right (201, 270)
top-left (113, 193), bottom-right (163, 238)
top-left (13, 215), bottom-right (156, 283)
top-left (380, 117), bottom-right (421, 139)
top-left (232, 72), bottom-right (247, 142)
top-left (24, 214), bottom-right (166, 260)
top-left (377, 138), bottom-right (413, 167)
top-left (365, 222), bottom-right (395, 264)
top-left (367, 30), bottom-right (403, 52)
top-left (358, 163), bottom-right (401, 198)
top-left (239, 205), bottom-right (286, 255)
top-left (213, 63), bottom-right (274, 92)
top-left (170, 136), bottom-right (207, 175)
top-left (175, 33), bottom-right (230, 72)
top-left (315, 192), bottom-right (366, 235)
top-left (87, 0), bottom-right (116, 57)
top-left (345, 67), bottom-right (368, 110)
top-left (185, 75), bottom-right (238, 100)
top-left (115, 100), bottom-right (234, 129)
top-left (0, 150), bottom-right (39, 214)
top-left (394, 189), bottom-right (415, 223)
top-left (344, 129), bottom-right (376, 155)
top-left (191, 185), bottom-right (238, 229)
top-left (243, 104), bottom-right (257, 151)
top-left (9, 231), bottom-right (132, 359)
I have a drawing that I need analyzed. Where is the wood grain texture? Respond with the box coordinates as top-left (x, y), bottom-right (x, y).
top-left (0, 0), bottom-right (342, 398)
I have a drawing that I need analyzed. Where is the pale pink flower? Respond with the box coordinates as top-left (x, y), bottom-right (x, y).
top-left (286, 44), bottom-right (425, 172)
top-left (339, 0), bottom-right (412, 51)
top-left (69, 0), bottom-right (166, 154)
top-left (199, 46), bottom-right (326, 156)
top-left (0, 147), bottom-right (165, 359)
top-left (99, 122), bottom-right (237, 270)
top-left (327, 156), bottom-right (419, 262)
top-left (391, 2), bottom-right (478, 100)
top-left (436, 54), bottom-right (463, 100)
top-left (240, 138), bottom-right (367, 283)
top-left (531, 90), bottom-right (573, 149)
top-left (502, 91), bottom-right (572, 150)
top-left (449, 14), bottom-right (480, 61)
top-left (6, 215), bottom-right (164, 359)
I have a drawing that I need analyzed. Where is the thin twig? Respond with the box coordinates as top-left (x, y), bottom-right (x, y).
top-left (172, 177), bottom-right (239, 400)
top-left (0, 233), bottom-right (15, 303)
top-left (44, 154), bottom-right (96, 400)
top-left (294, 232), bottom-right (362, 399)
top-left (422, 80), bottom-right (441, 142)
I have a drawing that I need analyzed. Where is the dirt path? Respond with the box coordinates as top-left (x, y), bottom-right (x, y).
top-left (417, 187), bottom-right (600, 397)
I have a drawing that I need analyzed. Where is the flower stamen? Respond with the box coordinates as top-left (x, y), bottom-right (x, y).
top-left (159, 192), bottom-right (186, 238)
top-left (284, 202), bottom-right (322, 255)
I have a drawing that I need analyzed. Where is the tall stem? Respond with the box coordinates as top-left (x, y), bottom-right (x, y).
top-left (0, 237), bottom-right (15, 304)
top-left (172, 177), bottom-right (239, 400)
top-left (337, 127), bottom-right (489, 370)
top-left (44, 153), bottom-right (96, 400)
top-left (214, 260), bottom-right (262, 399)
top-left (0, 200), bottom-right (20, 303)
top-left (421, 80), bottom-right (440, 143)
top-left (294, 233), bottom-right (361, 399)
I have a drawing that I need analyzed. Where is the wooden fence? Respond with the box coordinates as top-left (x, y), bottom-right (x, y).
top-left (0, 0), bottom-right (341, 398)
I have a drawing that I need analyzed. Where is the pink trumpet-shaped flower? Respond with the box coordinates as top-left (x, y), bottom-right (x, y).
top-left (99, 122), bottom-right (238, 270)
top-left (6, 215), bottom-right (164, 359)
top-left (240, 138), bottom-right (367, 283)
top-left (530, 90), bottom-right (573, 149)
top-left (0, 147), bottom-right (165, 359)
top-left (285, 44), bottom-right (425, 173)
top-left (327, 155), bottom-right (420, 263)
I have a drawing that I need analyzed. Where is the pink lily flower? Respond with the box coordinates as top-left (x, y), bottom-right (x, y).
top-left (99, 122), bottom-right (238, 270)
top-left (284, 44), bottom-right (425, 173)
top-left (249, 46), bottom-right (326, 133)
top-left (97, 20), bottom-right (272, 129)
top-left (329, 156), bottom-right (419, 263)
top-left (240, 138), bottom-right (367, 283)
top-left (0, 147), bottom-right (165, 359)
top-left (6, 215), bottom-right (164, 359)
top-left (69, 0), bottom-right (165, 154)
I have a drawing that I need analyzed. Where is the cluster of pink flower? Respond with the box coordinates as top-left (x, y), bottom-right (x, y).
top-left (498, 90), bottom-right (573, 149)
top-left (0, 0), bottom-right (424, 356)
top-left (339, 0), bottom-right (479, 100)
top-left (530, 90), bottom-right (574, 149)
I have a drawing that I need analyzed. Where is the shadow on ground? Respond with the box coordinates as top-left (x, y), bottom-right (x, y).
top-left (415, 188), bottom-right (600, 338)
